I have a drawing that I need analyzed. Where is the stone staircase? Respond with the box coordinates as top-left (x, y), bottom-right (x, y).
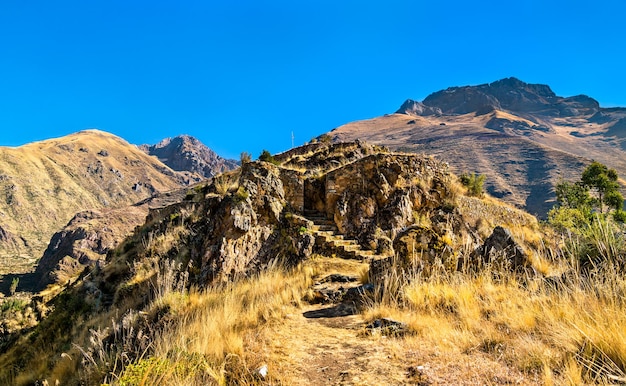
top-left (303, 210), bottom-right (378, 261)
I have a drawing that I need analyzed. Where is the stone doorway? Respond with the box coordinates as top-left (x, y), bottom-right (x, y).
top-left (304, 177), bottom-right (326, 214)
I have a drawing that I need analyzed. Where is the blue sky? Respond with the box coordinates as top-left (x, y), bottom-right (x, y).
top-left (1, 0), bottom-right (625, 159)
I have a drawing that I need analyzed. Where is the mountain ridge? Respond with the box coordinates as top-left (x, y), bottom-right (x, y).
top-left (332, 77), bottom-right (626, 216)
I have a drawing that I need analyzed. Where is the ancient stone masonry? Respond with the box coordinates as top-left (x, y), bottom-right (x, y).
top-left (91, 140), bottom-right (535, 291)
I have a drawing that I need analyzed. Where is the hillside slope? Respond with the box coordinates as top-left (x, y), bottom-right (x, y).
top-left (0, 130), bottom-right (188, 270)
top-left (327, 78), bottom-right (626, 217)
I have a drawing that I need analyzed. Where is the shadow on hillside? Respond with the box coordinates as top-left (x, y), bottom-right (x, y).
top-left (303, 303), bottom-right (357, 318)
top-left (0, 272), bottom-right (40, 296)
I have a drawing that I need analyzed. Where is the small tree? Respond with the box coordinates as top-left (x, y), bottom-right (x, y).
top-left (549, 161), bottom-right (625, 230)
top-left (581, 161), bottom-right (622, 213)
top-left (460, 172), bottom-right (485, 197)
top-left (554, 180), bottom-right (590, 209)
top-left (259, 150), bottom-right (279, 165)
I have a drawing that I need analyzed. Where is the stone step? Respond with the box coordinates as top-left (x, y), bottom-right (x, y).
top-left (312, 219), bottom-right (336, 226)
top-left (312, 224), bottom-right (338, 232)
top-left (341, 244), bottom-right (362, 251)
top-left (304, 210), bottom-right (388, 262)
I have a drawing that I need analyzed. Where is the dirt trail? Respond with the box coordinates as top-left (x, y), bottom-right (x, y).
top-left (266, 260), bottom-right (536, 385)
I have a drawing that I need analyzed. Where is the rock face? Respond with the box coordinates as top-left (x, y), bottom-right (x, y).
top-left (140, 135), bottom-right (239, 180)
top-left (396, 99), bottom-right (442, 116)
top-left (321, 154), bottom-right (454, 252)
top-left (34, 209), bottom-right (143, 288)
top-left (473, 226), bottom-right (529, 270)
top-left (0, 225), bottom-right (25, 253)
top-left (33, 189), bottom-right (189, 289)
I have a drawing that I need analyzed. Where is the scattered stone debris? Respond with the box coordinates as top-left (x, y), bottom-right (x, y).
top-left (407, 365), bottom-right (431, 385)
top-left (257, 364), bottom-right (268, 379)
top-left (341, 283), bottom-right (373, 307)
top-left (320, 273), bottom-right (358, 283)
top-left (364, 317), bottom-right (409, 337)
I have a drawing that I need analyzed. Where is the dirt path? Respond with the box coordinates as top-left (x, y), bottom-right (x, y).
top-left (265, 259), bottom-right (537, 385)
top-left (269, 304), bottom-right (411, 385)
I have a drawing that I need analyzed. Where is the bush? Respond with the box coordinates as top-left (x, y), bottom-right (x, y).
top-left (548, 206), bottom-right (591, 233)
top-left (233, 186), bottom-right (249, 204)
top-left (259, 150), bottom-right (279, 165)
top-left (459, 173), bottom-right (485, 197)
top-left (9, 277), bottom-right (19, 295)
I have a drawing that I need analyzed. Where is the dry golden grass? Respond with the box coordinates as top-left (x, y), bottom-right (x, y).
top-left (103, 260), bottom-right (321, 385)
top-left (364, 259), bottom-right (626, 385)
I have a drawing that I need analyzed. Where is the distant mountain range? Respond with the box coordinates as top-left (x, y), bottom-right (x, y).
top-left (328, 77), bottom-right (626, 216)
top-left (0, 130), bottom-right (237, 278)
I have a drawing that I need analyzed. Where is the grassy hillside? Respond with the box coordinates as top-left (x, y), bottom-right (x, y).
top-left (1, 143), bottom-right (625, 385)
top-left (0, 130), bottom-right (187, 271)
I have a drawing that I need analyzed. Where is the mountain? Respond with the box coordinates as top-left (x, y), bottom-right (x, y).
top-left (0, 130), bottom-right (189, 272)
top-left (328, 77), bottom-right (626, 216)
top-left (140, 135), bottom-right (239, 181)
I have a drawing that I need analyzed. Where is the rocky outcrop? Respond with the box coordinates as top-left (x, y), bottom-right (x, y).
top-left (34, 208), bottom-right (147, 288)
top-left (0, 225), bottom-right (26, 252)
top-left (130, 161), bottom-right (316, 285)
top-left (140, 135), bottom-right (238, 180)
top-left (396, 99), bottom-right (442, 116)
top-left (324, 154), bottom-right (453, 251)
top-left (33, 188), bottom-right (189, 289)
top-left (472, 226), bottom-right (529, 270)
top-left (423, 86), bottom-right (502, 115)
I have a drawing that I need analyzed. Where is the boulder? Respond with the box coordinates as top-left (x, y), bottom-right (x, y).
top-left (474, 226), bottom-right (528, 270)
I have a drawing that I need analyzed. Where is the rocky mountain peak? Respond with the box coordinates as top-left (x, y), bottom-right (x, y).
top-left (488, 77), bottom-right (556, 99)
top-left (141, 135), bottom-right (238, 179)
top-left (416, 77), bottom-right (599, 117)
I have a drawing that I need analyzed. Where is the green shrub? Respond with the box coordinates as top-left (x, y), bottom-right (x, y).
top-left (614, 209), bottom-right (626, 223)
top-left (233, 186), bottom-right (249, 204)
top-left (259, 150), bottom-right (280, 165)
top-left (548, 206), bottom-right (591, 233)
top-left (9, 277), bottom-right (19, 295)
top-left (1, 298), bottom-right (27, 312)
top-left (459, 172), bottom-right (485, 197)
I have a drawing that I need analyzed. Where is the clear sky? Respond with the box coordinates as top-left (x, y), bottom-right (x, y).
top-left (1, 0), bottom-right (625, 159)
